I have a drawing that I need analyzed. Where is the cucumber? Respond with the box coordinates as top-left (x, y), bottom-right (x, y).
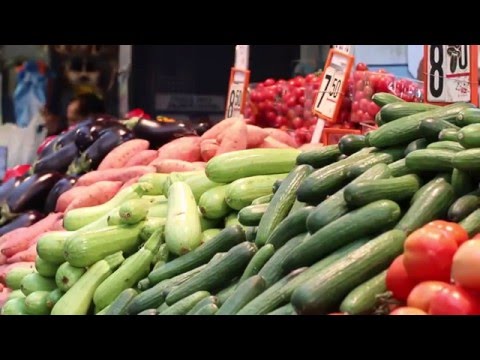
top-left (291, 230), bottom-right (405, 314)
top-left (452, 168), bottom-right (475, 197)
top-left (165, 242), bottom-right (257, 305)
top-left (267, 303), bottom-right (296, 315)
top-left (288, 199), bottom-right (307, 215)
top-left (140, 217), bottom-right (166, 242)
top-left (296, 145), bottom-right (341, 168)
top-left (95, 305), bottom-right (111, 315)
top-left (36, 231), bottom-right (70, 265)
top-left (138, 173), bottom-right (169, 195)
top-left (238, 203), bottom-right (268, 226)
top-left (411, 174), bottom-right (451, 205)
top-left (200, 228), bottom-right (222, 245)
top-left (138, 309), bottom-right (158, 315)
top-left (192, 303), bottom-right (218, 315)
top-left (306, 163), bottom-right (391, 233)
top-left (266, 207), bottom-right (314, 249)
top-left (186, 295), bottom-right (218, 315)
top-left (199, 214), bottom-right (222, 231)
top-left (345, 148), bottom-right (404, 179)
top-left (239, 244), bottom-right (275, 283)
top-left (198, 185), bottom-right (230, 220)
top-left (381, 102), bottom-right (439, 123)
top-left (35, 257), bottom-right (59, 279)
top-left (21, 273), bottom-right (57, 296)
top-left (93, 229), bottom-right (163, 311)
top-left (55, 262), bottom-right (86, 292)
top-left (252, 194), bottom-right (274, 205)
top-left (148, 225), bottom-right (245, 285)
top-left (368, 103), bottom-right (473, 148)
top-left (137, 278), bottom-right (151, 291)
top-left (461, 208), bottom-right (480, 236)
top-left (272, 179), bottom-right (283, 194)
top-left (419, 118), bottom-right (460, 141)
top-left (372, 92), bottom-right (405, 107)
top-left (156, 302), bottom-right (169, 313)
top-left (216, 281), bottom-right (238, 306)
top-left (339, 270), bottom-right (387, 315)
top-left (206, 148), bottom-right (300, 183)
top-left (226, 174), bottom-right (287, 211)
top-left (64, 223), bottom-right (143, 268)
top-left (344, 174), bottom-right (422, 208)
top-left (217, 275), bottom-right (266, 315)
top-left (396, 179), bottom-right (455, 235)
top-left (127, 265), bottom-right (207, 314)
top-left (285, 200), bottom-right (402, 271)
top-left (1, 298), bottom-right (28, 315)
top-left (439, 128), bottom-right (459, 141)
top-left (427, 141), bottom-right (465, 152)
top-left (259, 233), bottom-right (308, 287)
top-left (46, 289), bottom-right (63, 309)
top-left (404, 138), bottom-right (429, 156)
top-left (8, 289), bottom-right (25, 301)
top-left (338, 135), bottom-right (367, 155)
top-left (405, 149), bottom-right (454, 172)
top-left (388, 159), bottom-right (412, 177)
top-left (448, 194), bottom-right (480, 223)
top-left (119, 198), bottom-right (151, 225)
top-left (160, 291), bottom-right (210, 315)
top-left (453, 149), bottom-right (480, 171)
top-left (456, 108), bottom-right (480, 125)
top-left (255, 165), bottom-right (312, 247)
top-left (64, 183), bottom-right (151, 231)
top-left (237, 238), bottom-right (369, 315)
top-left (375, 111), bottom-right (384, 126)
top-left (224, 212), bottom-right (242, 228)
top-left (185, 173), bottom-right (224, 203)
top-left (457, 123), bottom-right (480, 149)
top-left (51, 252), bottom-right (124, 315)
top-left (5, 267), bottom-right (35, 290)
top-left (24, 291), bottom-right (51, 315)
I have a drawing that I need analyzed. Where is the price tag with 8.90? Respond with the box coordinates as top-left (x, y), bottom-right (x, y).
top-left (314, 65), bottom-right (345, 119)
top-left (225, 82), bottom-right (244, 119)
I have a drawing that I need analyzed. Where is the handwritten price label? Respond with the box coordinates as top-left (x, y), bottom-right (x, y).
top-left (225, 68), bottom-right (250, 119)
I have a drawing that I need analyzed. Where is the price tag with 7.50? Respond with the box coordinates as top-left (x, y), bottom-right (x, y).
top-left (225, 68), bottom-right (250, 119)
top-left (424, 45), bottom-right (478, 106)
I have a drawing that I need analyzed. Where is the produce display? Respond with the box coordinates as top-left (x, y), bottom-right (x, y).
top-left (3, 90), bottom-right (480, 315)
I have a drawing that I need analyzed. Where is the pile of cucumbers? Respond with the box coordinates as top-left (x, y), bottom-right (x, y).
top-left (4, 92), bottom-right (480, 315)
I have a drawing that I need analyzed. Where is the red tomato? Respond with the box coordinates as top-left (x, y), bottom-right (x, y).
top-left (264, 78), bottom-right (276, 87)
top-left (425, 220), bottom-right (469, 246)
top-left (359, 98), bottom-right (370, 112)
top-left (356, 62), bottom-right (369, 71)
top-left (292, 117), bottom-right (304, 129)
top-left (368, 74), bottom-right (380, 91)
top-left (277, 79), bottom-right (287, 86)
top-left (355, 80), bottom-right (365, 92)
top-left (403, 226), bottom-right (458, 282)
top-left (305, 74), bottom-right (316, 83)
top-left (275, 115), bottom-right (288, 127)
top-left (363, 85), bottom-right (374, 99)
top-left (304, 99), bottom-right (313, 110)
top-left (353, 71), bottom-right (365, 82)
top-left (377, 68), bottom-right (388, 74)
top-left (265, 89), bottom-right (276, 101)
top-left (473, 234), bottom-right (480, 240)
top-left (390, 307), bottom-right (427, 315)
top-left (386, 255), bottom-right (418, 301)
top-left (351, 110), bottom-right (364, 123)
top-left (451, 240), bottom-right (480, 291)
top-left (294, 105), bottom-right (304, 117)
top-left (354, 91), bottom-right (365, 102)
top-left (377, 78), bottom-right (390, 93)
top-left (294, 87), bottom-right (305, 98)
top-left (298, 96), bottom-right (306, 106)
top-left (293, 76), bottom-right (305, 87)
top-left (362, 112), bottom-right (373, 122)
top-left (351, 100), bottom-right (360, 112)
top-left (429, 285), bottom-right (480, 315)
top-left (266, 111), bottom-right (277, 124)
top-left (367, 102), bottom-right (381, 117)
top-left (285, 95), bottom-right (297, 108)
top-left (407, 281), bottom-right (451, 312)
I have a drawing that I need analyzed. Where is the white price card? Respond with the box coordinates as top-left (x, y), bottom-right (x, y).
top-left (333, 45), bottom-right (352, 55)
top-left (235, 45), bottom-right (250, 71)
top-left (425, 45), bottom-right (478, 106)
top-left (225, 68), bottom-right (251, 119)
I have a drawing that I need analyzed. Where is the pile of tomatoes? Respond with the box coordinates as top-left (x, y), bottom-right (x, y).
top-left (386, 220), bottom-right (480, 315)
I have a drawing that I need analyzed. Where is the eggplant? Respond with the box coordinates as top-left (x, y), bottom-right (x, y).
top-left (44, 176), bottom-right (78, 214)
top-left (0, 211), bottom-right (45, 236)
top-left (33, 142), bottom-right (79, 175)
top-left (37, 136), bottom-right (60, 160)
top-left (53, 129), bottom-right (78, 151)
top-left (0, 177), bottom-right (22, 204)
top-left (74, 120), bottom-right (120, 151)
top-left (5, 172), bottom-right (63, 214)
top-left (192, 120), bottom-right (213, 136)
top-left (133, 118), bottom-right (196, 149)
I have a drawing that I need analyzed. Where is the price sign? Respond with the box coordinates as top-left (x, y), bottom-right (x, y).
top-left (424, 45), bottom-right (478, 105)
top-left (225, 68), bottom-right (251, 119)
top-left (333, 45), bottom-right (352, 55)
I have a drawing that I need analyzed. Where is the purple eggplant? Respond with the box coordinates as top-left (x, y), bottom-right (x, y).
top-left (53, 129), bottom-right (78, 151)
top-left (33, 142), bottom-right (79, 175)
top-left (74, 120), bottom-right (120, 151)
top-left (0, 211), bottom-right (45, 236)
top-left (5, 172), bottom-right (63, 214)
top-left (193, 120), bottom-right (213, 136)
top-left (133, 118), bottom-right (196, 149)
top-left (44, 176), bottom-right (77, 214)
top-left (0, 177), bottom-right (22, 204)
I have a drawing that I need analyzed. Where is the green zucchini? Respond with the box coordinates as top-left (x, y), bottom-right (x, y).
top-left (296, 145), bottom-right (341, 168)
top-left (140, 217), bottom-right (166, 242)
top-left (339, 270), bottom-right (387, 315)
top-left (146, 203), bottom-right (168, 219)
top-left (453, 149), bottom-right (480, 171)
top-left (419, 118), bottom-right (460, 141)
top-left (165, 242), bottom-right (257, 305)
top-left (452, 168), bottom-right (475, 197)
top-left (285, 200), bottom-right (402, 271)
top-left (456, 108), bottom-right (480, 125)
top-left (192, 303), bottom-right (218, 315)
top-left (448, 194), bottom-right (480, 222)
top-left (404, 138), bottom-right (429, 156)
top-left (267, 303), bottom-right (296, 315)
top-left (186, 295), bottom-right (218, 315)
top-left (200, 228), bottom-right (222, 245)
top-left (1, 298), bottom-right (28, 315)
top-left (388, 159), bottom-right (412, 177)
top-left (239, 244), bottom-right (275, 283)
top-left (427, 141), bottom-right (465, 152)
top-left (35, 257), bottom-right (59, 278)
top-left (252, 194), bottom-right (274, 205)
top-left (266, 206), bottom-right (314, 249)
top-left (338, 135), bottom-right (367, 155)
top-left (255, 165), bottom-right (312, 247)
top-left (200, 214), bottom-right (222, 231)
top-left (460, 209), bottom-right (480, 236)
top-left (217, 275), bottom-right (266, 315)
top-left (46, 289), bottom-right (63, 309)
top-left (5, 267), bottom-right (35, 290)
top-left (395, 179), bottom-right (454, 235)
top-left (439, 128), bottom-right (459, 141)
top-left (381, 102), bottom-right (438, 123)
top-left (184, 173), bottom-right (223, 203)
top-left (160, 291), bottom-right (210, 315)
top-left (405, 149), bottom-right (454, 172)
top-left (238, 203), bottom-right (269, 226)
top-left (7, 289), bottom-right (25, 301)
top-left (372, 92), bottom-right (405, 107)
top-left (198, 185), bottom-right (230, 220)
top-left (118, 198), bottom-right (153, 225)
top-left (138, 173), bottom-right (169, 195)
top-left (55, 262), bottom-right (86, 292)
top-left (457, 123), bottom-right (480, 149)
top-left (291, 230), bottom-right (405, 314)
top-left (20, 273), bottom-right (57, 296)
top-left (24, 291), bottom-right (51, 315)
top-left (36, 231), bottom-right (70, 265)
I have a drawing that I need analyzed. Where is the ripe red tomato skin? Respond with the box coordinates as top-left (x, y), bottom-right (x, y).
top-left (429, 285), bottom-right (480, 315)
top-left (407, 281), bottom-right (451, 312)
top-left (390, 307), bottom-right (427, 315)
top-left (356, 63), bottom-right (369, 71)
top-left (425, 220), bottom-right (469, 246)
top-left (386, 255), bottom-right (418, 301)
top-left (451, 239), bottom-right (480, 291)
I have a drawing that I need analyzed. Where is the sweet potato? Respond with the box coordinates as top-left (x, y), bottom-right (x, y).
top-left (246, 125), bottom-right (268, 148)
top-left (65, 181), bottom-right (122, 212)
top-left (98, 139), bottom-right (150, 170)
top-left (124, 150), bottom-right (158, 167)
top-left (156, 136), bottom-right (202, 162)
top-left (0, 213), bottom-right (63, 258)
top-left (192, 162), bottom-right (207, 169)
top-left (0, 288), bottom-right (11, 308)
top-left (0, 262), bottom-right (35, 284)
top-left (200, 139), bottom-right (219, 162)
top-left (76, 166), bottom-right (155, 186)
top-left (6, 243), bottom-right (37, 263)
top-left (51, 218), bottom-right (65, 231)
top-left (264, 128), bottom-right (298, 148)
top-left (258, 136), bottom-right (293, 149)
top-left (201, 118), bottom-right (239, 140)
top-left (55, 186), bottom-right (88, 212)
top-left (299, 142), bottom-right (324, 151)
top-left (216, 120), bottom-right (248, 155)
top-left (152, 159), bottom-right (204, 173)
top-left (120, 177), bottom-right (140, 190)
